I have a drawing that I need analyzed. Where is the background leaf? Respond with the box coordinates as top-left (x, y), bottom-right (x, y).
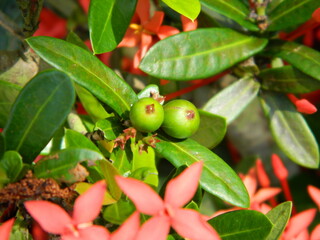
top-left (0, 151), bottom-right (22, 182)
top-left (27, 36), bottom-right (138, 118)
top-left (65, 129), bottom-right (101, 152)
top-left (103, 199), bottom-right (135, 224)
top-left (155, 135), bottom-right (249, 208)
top-left (3, 70), bottom-right (75, 163)
top-left (75, 182), bottom-right (116, 205)
top-left (259, 66), bottom-right (320, 93)
top-left (208, 210), bottom-right (273, 240)
top-left (94, 117), bottom-right (123, 140)
top-left (191, 110), bottom-right (227, 149)
top-left (267, 0), bottom-right (320, 31)
top-left (266, 201), bottom-right (292, 240)
top-left (89, 0), bottom-right (137, 53)
top-left (203, 77), bottom-right (260, 124)
top-left (200, 0), bottom-right (259, 31)
top-left (162, 0), bottom-right (201, 20)
top-left (139, 28), bottom-right (268, 80)
top-left (260, 91), bottom-right (319, 168)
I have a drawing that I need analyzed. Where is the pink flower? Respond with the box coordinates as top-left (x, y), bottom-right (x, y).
top-left (116, 162), bottom-right (220, 240)
top-left (0, 218), bottom-right (15, 240)
top-left (287, 94), bottom-right (317, 114)
top-left (308, 185), bottom-right (320, 210)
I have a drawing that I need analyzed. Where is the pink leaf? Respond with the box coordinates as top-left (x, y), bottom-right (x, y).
top-left (73, 180), bottom-right (106, 225)
top-left (311, 224), bottom-right (320, 240)
top-left (135, 215), bottom-right (170, 240)
top-left (164, 162), bottom-right (203, 208)
top-left (111, 211), bottom-right (140, 240)
top-left (251, 187), bottom-right (281, 204)
top-left (24, 201), bottom-right (72, 234)
top-left (171, 208), bottom-right (220, 240)
top-left (0, 218), bottom-right (15, 240)
top-left (115, 176), bottom-right (164, 215)
top-left (308, 185), bottom-right (320, 210)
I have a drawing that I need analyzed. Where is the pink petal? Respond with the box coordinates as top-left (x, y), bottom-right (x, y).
top-left (164, 161), bottom-right (203, 208)
top-left (251, 187), bottom-right (281, 204)
top-left (271, 154), bottom-right (288, 181)
top-left (144, 11), bottom-right (164, 33)
top-left (136, 0), bottom-right (150, 24)
top-left (0, 218), bottom-right (15, 240)
top-left (73, 180), bottom-right (106, 225)
top-left (292, 229), bottom-right (309, 240)
top-left (157, 26), bottom-right (180, 40)
top-left (308, 185), bottom-right (320, 210)
top-left (181, 15), bottom-right (198, 32)
top-left (171, 208), bottom-right (220, 240)
top-left (255, 159), bottom-right (270, 187)
top-left (242, 168), bottom-right (257, 200)
top-left (24, 201), bottom-right (72, 234)
top-left (311, 224), bottom-right (320, 240)
top-left (140, 33), bottom-right (153, 60)
top-left (118, 28), bottom-right (141, 48)
top-left (111, 211), bottom-right (140, 240)
top-left (62, 225), bottom-right (110, 240)
top-left (312, 8), bottom-right (320, 22)
top-left (285, 208), bottom-right (317, 239)
top-left (295, 99), bottom-right (317, 114)
top-left (115, 176), bottom-right (164, 215)
top-left (135, 215), bottom-right (170, 240)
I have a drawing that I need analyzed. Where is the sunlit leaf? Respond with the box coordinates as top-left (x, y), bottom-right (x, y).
top-left (75, 182), bottom-right (116, 205)
top-left (162, 0), bottom-right (200, 20)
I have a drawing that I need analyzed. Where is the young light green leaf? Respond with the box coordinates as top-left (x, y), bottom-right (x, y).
top-left (203, 77), bottom-right (260, 124)
top-left (200, 0), bottom-right (259, 31)
top-left (0, 151), bottom-right (23, 182)
top-left (89, 0), bottom-right (137, 53)
top-left (259, 66), bottom-right (320, 93)
top-left (162, 0), bottom-right (200, 20)
top-left (94, 117), bottom-right (124, 140)
top-left (155, 135), bottom-right (249, 208)
top-left (139, 28), bottom-right (267, 80)
top-left (208, 210), bottom-right (273, 240)
top-left (266, 201), bottom-right (292, 240)
top-left (267, 41), bottom-right (320, 82)
top-left (267, 0), bottom-right (319, 31)
top-left (103, 199), bottom-right (135, 224)
top-left (191, 110), bottom-right (227, 149)
top-left (110, 148), bottom-right (131, 175)
top-left (26, 36), bottom-right (138, 118)
top-left (260, 91), bottom-right (319, 168)
top-left (65, 129), bottom-right (101, 153)
top-left (3, 70), bottom-right (75, 163)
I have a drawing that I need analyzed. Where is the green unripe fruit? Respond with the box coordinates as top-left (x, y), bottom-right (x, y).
top-left (130, 97), bottom-right (164, 133)
top-left (161, 99), bottom-right (200, 139)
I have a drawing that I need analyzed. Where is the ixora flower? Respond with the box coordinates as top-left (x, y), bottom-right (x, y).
top-left (0, 218), bottom-right (15, 240)
top-left (24, 180), bottom-right (140, 240)
top-left (116, 161), bottom-right (220, 240)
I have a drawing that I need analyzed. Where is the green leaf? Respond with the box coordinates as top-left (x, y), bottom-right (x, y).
top-left (267, 0), bottom-right (320, 31)
top-left (155, 135), bottom-right (249, 208)
top-left (3, 70), bottom-right (75, 163)
top-left (139, 28), bottom-right (268, 80)
top-left (0, 134), bottom-right (4, 159)
top-left (26, 36), bottom-right (138, 118)
top-left (0, 151), bottom-right (23, 182)
top-left (191, 110), bottom-right (227, 149)
top-left (66, 31), bottom-right (91, 52)
top-left (200, 0), bottom-right (259, 31)
top-left (260, 91), bottom-right (319, 168)
top-left (94, 117), bottom-right (123, 140)
top-left (208, 210), bottom-right (273, 240)
top-left (203, 77), bottom-right (260, 124)
top-left (110, 148), bottom-right (131, 175)
top-left (75, 182), bottom-right (116, 205)
top-left (267, 41), bottom-right (320, 82)
top-left (162, 0), bottom-right (200, 20)
top-left (34, 148), bottom-right (104, 180)
top-left (137, 84), bottom-right (161, 100)
top-left (259, 66), bottom-right (320, 94)
top-left (266, 202), bottom-right (292, 240)
top-left (0, 80), bottom-right (22, 127)
top-left (65, 129), bottom-right (101, 153)
top-left (89, 0), bottom-right (137, 53)
top-left (103, 199), bottom-right (135, 225)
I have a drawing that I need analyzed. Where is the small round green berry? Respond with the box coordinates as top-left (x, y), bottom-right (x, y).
top-left (130, 97), bottom-right (164, 133)
top-left (161, 99), bottom-right (200, 139)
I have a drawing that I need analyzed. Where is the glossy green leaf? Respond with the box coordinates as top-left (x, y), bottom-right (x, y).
top-left (191, 110), bottom-right (227, 149)
top-left (3, 70), bottom-right (75, 163)
top-left (0, 80), bottom-right (21, 127)
top-left (259, 66), bottom-right (320, 93)
top-left (139, 28), bottom-right (268, 80)
top-left (267, 0), bottom-right (320, 31)
top-left (208, 210), bottom-right (273, 240)
top-left (155, 135), bottom-right (249, 208)
top-left (200, 0), bottom-right (259, 31)
top-left (34, 148), bottom-right (104, 180)
top-left (0, 134), bottom-right (4, 158)
top-left (66, 31), bottom-right (91, 52)
top-left (266, 201), bottom-right (292, 240)
top-left (26, 36), bottom-right (138, 118)
top-left (137, 84), bottom-right (160, 100)
top-left (65, 129), bottom-right (101, 153)
top-left (110, 148), bottom-right (131, 175)
top-left (94, 117), bottom-right (123, 140)
top-left (89, 0), bottom-right (137, 53)
top-left (103, 199), bottom-right (135, 225)
top-left (0, 151), bottom-right (22, 182)
top-left (162, 0), bottom-right (200, 20)
top-left (203, 77), bottom-right (260, 124)
top-left (131, 141), bottom-right (158, 187)
top-left (267, 41), bottom-right (320, 82)
top-left (260, 91), bottom-right (319, 168)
